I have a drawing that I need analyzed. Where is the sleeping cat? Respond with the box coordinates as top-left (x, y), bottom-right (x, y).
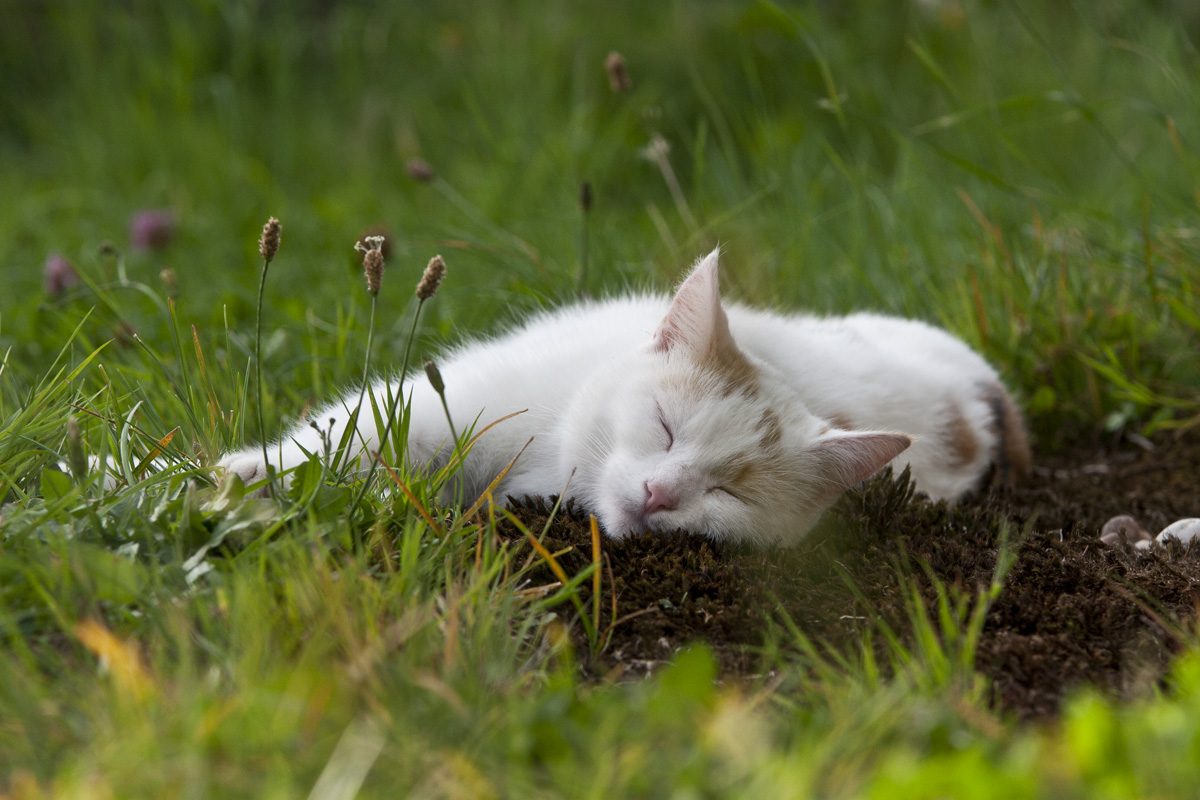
top-left (218, 248), bottom-right (1030, 545)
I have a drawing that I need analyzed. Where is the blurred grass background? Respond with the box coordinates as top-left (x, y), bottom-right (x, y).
top-left (3, 0), bottom-right (1199, 445)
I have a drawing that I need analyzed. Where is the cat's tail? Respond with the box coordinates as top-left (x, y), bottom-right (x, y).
top-left (985, 383), bottom-right (1032, 486)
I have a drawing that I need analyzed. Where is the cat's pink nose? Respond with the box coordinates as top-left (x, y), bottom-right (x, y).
top-left (644, 481), bottom-right (677, 515)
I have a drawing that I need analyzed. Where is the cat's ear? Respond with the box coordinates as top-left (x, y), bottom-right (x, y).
top-left (653, 247), bottom-right (733, 356)
top-left (809, 430), bottom-right (913, 499)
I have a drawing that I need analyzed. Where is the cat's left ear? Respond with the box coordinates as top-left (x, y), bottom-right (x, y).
top-left (809, 430), bottom-right (913, 500)
top-left (653, 247), bottom-right (734, 357)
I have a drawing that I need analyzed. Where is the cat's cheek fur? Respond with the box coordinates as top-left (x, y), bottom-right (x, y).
top-left (559, 362), bottom-right (664, 536)
top-left (592, 452), bottom-right (651, 538)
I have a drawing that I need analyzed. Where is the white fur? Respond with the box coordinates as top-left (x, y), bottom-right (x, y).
top-left (218, 249), bottom-right (1019, 545)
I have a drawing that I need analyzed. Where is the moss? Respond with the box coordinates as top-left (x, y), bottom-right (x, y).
top-left (503, 429), bottom-right (1200, 719)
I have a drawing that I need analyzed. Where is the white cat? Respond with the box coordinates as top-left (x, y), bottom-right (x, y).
top-left (218, 248), bottom-right (1030, 545)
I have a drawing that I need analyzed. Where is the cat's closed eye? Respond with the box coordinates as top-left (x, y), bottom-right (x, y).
top-left (706, 486), bottom-right (743, 503)
top-left (656, 404), bottom-right (674, 450)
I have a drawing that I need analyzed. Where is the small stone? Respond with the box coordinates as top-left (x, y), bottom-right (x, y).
top-left (1100, 514), bottom-right (1150, 547)
top-left (1155, 518), bottom-right (1200, 546)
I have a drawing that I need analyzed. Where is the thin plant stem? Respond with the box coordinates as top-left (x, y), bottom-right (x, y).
top-left (642, 135), bottom-right (697, 232)
top-left (657, 156), bottom-right (696, 232)
top-left (438, 391), bottom-right (460, 462)
top-left (253, 259), bottom-right (278, 499)
top-left (361, 298), bottom-right (378, 388)
top-left (424, 360), bottom-right (462, 507)
top-left (351, 297), bottom-right (426, 510)
top-left (344, 295), bottom-right (378, 478)
top-left (578, 212), bottom-right (589, 295)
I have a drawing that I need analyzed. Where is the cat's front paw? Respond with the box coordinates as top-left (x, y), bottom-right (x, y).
top-left (215, 450), bottom-right (275, 497)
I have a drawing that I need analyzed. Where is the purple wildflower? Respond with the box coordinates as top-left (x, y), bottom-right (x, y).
top-left (43, 253), bottom-right (80, 296)
top-left (129, 209), bottom-right (177, 252)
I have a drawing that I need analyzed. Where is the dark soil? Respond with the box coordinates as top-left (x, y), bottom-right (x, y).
top-left (501, 429), bottom-right (1200, 720)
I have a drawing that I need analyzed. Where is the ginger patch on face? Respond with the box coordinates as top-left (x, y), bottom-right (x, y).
top-left (828, 414), bottom-right (855, 431)
top-left (717, 457), bottom-right (757, 490)
top-left (709, 342), bottom-right (760, 400)
top-left (712, 452), bottom-right (776, 507)
top-left (756, 409), bottom-right (784, 449)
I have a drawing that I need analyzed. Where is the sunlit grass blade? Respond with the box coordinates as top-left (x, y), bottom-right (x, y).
top-left (457, 426), bottom-right (531, 521)
top-left (590, 515), bottom-right (602, 640)
top-left (131, 426), bottom-right (178, 477)
top-left (375, 453), bottom-right (444, 536)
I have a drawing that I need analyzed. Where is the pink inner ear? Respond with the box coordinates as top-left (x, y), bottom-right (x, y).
top-left (653, 248), bottom-right (724, 355)
top-left (653, 291), bottom-right (702, 352)
top-left (812, 431), bottom-right (913, 490)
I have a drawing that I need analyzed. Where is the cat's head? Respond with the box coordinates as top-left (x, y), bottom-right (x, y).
top-left (567, 248), bottom-right (911, 545)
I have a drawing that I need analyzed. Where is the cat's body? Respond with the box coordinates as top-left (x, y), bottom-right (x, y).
top-left (219, 249), bottom-right (1029, 545)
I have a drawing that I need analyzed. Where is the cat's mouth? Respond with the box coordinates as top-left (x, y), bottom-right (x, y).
top-left (605, 516), bottom-right (648, 540)
top-left (606, 511), bottom-right (706, 543)
top-left (605, 502), bottom-right (673, 539)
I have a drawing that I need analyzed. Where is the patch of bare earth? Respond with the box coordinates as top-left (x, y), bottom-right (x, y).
top-left (502, 429), bottom-right (1200, 719)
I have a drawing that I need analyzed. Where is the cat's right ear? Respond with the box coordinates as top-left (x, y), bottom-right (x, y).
top-left (652, 247), bottom-right (731, 357)
top-left (808, 430), bottom-right (913, 501)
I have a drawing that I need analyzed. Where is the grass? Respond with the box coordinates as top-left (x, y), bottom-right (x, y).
top-left (2, 0), bottom-right (1200, 795)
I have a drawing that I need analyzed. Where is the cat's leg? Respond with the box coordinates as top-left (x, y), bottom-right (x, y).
top-left (216, 421), bottom-right (333, 494)
top-left (216, 373), bottom-right (499, 499)
top-left (60, 454), bottom-right (166, 491)
top-left (216, 380), bottom-right (394, 495)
